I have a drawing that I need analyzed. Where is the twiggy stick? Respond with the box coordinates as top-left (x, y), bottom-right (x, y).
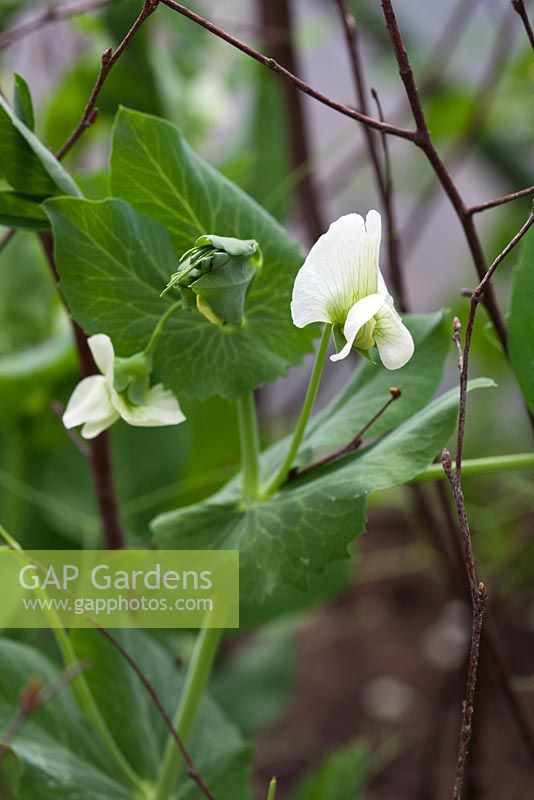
top-left (512, 0), bottom-right (534, 50)
top-left (0, 0), bottom-right (113, 50)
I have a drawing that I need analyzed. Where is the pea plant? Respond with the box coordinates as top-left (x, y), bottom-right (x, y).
top-left (0, 1), bottom-right (533, 799)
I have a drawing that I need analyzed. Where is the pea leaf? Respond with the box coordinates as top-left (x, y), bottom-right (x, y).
top-left (509, 228), bottom-right (534, 414)
top-left (153, 378), bottom-right (494, 601)
top-left (0, 633), bottom-right (251, 799)
top-left (45, 194), bottom-right (313, 400)
top-left (109, 106), bottom-right (314, 397)
top-left (291, 739), bottom-right (368, 800)
top-left (13, 74), bottom-right (35, 131)
top-left (0, 746), bottom-right (23, 800)
top-left (0, 191), bottom-right (48, 229)
top-left (0, 94), bottom-right (80, 198)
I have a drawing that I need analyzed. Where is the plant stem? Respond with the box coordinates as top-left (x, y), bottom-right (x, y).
top-left (237, 392), bottom-right (261, 501)
top-left (263, 323), bottom-right (331, 498)
top-left (143, 301), bottom-right (182, 356)
top-left (153, 627), bottom-right (222, 800)
top-left (413, 452), bottom-right (534, 483)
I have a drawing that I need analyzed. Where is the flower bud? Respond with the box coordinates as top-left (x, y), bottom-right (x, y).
top-left (162, 234), bottom-right (262, 326)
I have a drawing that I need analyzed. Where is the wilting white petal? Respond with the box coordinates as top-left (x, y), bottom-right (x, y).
top-left (80, 410), bottom-right (120, 440)
top-left (88, 334), bottom-right (115, 380)
top-left (63, 375), bottom-right (115, 429)
top-left (374, 302), bottom-right (414, 370)
top-left (291, 212), bottom-right (382, 327)
top-left (113, 384), bottom-right (186, 428)
top-left (330, 293), bottom-right (386, 362)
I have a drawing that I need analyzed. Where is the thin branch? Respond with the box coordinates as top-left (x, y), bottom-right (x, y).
top-left (512, 0), bottom-right (534, 50)
top-left (291, 387), bottom-right (401, 480)
top-left (0, 0), bottom-right (113, 50)
top-left (333, 0), bottom-right (407, 309)
top-left (95, 627), bottom-right (216, 800)
top-left (379, 0), bottom-right (508, 353)
top-left (158, 0), bottom-right (417, 142)
top-left (468, 185), bottom-right (534, 215)
top-left (441, 206), bottom-right (534, 799)
top-left (56, 0), bottom-right (160, 161)
top-left (0, 660), bottom-right (90, 751)
top-left (0, 228), bottom-right (15, 256)
top-left (40, 232), bottom-right (125, 549)
top-left (257, 0), bottom-right (325, 243)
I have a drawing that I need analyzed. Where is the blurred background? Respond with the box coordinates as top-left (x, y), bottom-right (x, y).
top-left (0, 1), bottom-right (533, 798)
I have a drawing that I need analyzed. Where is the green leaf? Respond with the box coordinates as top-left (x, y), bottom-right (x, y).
top-left (45, 193), bottom-right (312, 400)
top-left (291, 739), bottom-right (368, 800)
top-left (13, 74), bottom-right (35, 132)
top-left (0, 746), bottom-right (23, 800)
top-left (109, 106), bottom-right (314, 397)
top-left (70, 630), bottom-right (251, 799)
top-left (509, 228), bottom-right (534, 414)
top-left (0, 633), bottom-right (251, 799)
top-left (153, 378), bottom-right (493, 602)
top-left (0, 94), bottom-right (80, 198)
top-left (0, 191), bottom-right (48, 230)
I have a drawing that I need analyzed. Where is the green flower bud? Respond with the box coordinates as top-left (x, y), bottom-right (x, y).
top-left (162, 234), bottom-right (262, 326)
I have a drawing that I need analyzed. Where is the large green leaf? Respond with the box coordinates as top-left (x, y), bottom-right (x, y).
top-left (109, 106), bottom-right (314, 397)
top-left (45, 192), bottom-right (312, 400)
top-left (153, 379), bottom-right (493, 602)
top-left (0, 191), bottom-right (48, 230)
top-left (509, 228), bottom-right (534, 414)
top-left (0, 633), bottom-right (251, 799)
top-left (0, 95), bottom-right (80, 198)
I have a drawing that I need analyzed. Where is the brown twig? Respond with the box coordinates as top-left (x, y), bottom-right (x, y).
top-left (158, 0), bottom-right (417, 142)
top-left (467, 185), bottom-right (534, 215)
top-left (0, 228), bottom-right (15, 256)
top-left (95, 627), bottom-right (216, 800)
top-left (441, 207), bottom-right (534, 799)
top-left (56, 0), bottom-right (160, 161)
top-left (512, 0), bottom-right (534, 50)
top-left (291, 387), bottom-right (402, 480)
top-left (0, 0), bottom-right (113, 50)
top-left (333, 0), bottom-right (406, 310)
top-left (0, 660), bottom-right (90, 753)
top-left (379, 0), bottom-right (508, 353)
top-left (39, 232), bottom-right (125, 550)
top-left (257, 0), bottom-right (325, 243)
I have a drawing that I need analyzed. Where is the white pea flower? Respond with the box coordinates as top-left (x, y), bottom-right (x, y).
top-left (291, 211), bottom-right (414, 369)
top-left (63, 334), bottom-right (185, 439)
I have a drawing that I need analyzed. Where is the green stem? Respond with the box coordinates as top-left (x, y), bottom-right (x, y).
top-left (267, 777), bottom-right (277, 800)
top-left (413, 452), bottom-right (534, 483)
top-left (0, 525), bottom-right (145, 795)
top-left (237, 392), bottom-right (261, 501)
top-left (143, 301), bottom-right (182, 356)
top-left (263, 323), bottom-right (331, 498)
top-left (153, 627), bottom-right (223, 800)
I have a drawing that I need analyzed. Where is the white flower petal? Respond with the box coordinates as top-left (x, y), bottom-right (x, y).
top-left (113, 384), bottom-right (186, 428)
top-left (80, 410), bottom-right (120, 440)
top-left (330, 293), bottom-right (386, 362)
top-left (291, 212), bottom-right (382, 327)
top-left (63, 375), bottom-right (115, 429)
top-left (374, 303), bottom-right (414, 370)
top-left (88, 334), bottom-right (115, 379)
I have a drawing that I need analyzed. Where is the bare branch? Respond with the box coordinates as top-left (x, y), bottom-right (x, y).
top-left (512, 0), bottom-right (534, 50)
top-left (333, 0), bottom-right (407, 310)
top-left (40, 232), bottom-right (125, 550)
top-left (257, 0), bottom-right (325, 243)
top-left (379, 0), bottom-right (508, 354)
top-left (441, 206), bottom-right (534, 799)
top-left (0, 0), bottom-right (113, 50)
top-left (158, 0), bottom-right (417, 142)
top-left (56, 0), bottom-right (160, 161)
top-left (468, 185), bottom-right (534, 215)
